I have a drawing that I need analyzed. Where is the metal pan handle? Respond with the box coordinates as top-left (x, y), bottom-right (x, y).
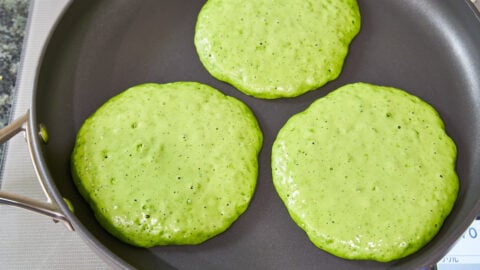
top-left (0, 111), bottom-right (73, 231)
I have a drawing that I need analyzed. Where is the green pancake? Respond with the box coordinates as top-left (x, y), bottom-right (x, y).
top-left (194, 0), bottom-right (361, 99)
top-left (71, 82), bottom-right (263, 247)
top-left (271, 83), bottom-right (459, 262)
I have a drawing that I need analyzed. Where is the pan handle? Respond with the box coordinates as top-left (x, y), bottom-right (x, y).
top-left (0, 111), bottom-right (74, 231)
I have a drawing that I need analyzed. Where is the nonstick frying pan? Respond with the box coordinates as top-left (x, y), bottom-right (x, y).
top-left (1, 0), bottom-right (480, 269)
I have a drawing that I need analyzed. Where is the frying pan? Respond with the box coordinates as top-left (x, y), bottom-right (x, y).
top-left (1, 0), bottom-right (480, 269)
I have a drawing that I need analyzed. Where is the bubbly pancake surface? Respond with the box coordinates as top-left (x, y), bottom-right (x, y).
top-left (194, 0), bottom-right (361, 99)
top-left (271, 83), bottom-right (459, 261)
top-left (71, 82), bottom-right (263, 247)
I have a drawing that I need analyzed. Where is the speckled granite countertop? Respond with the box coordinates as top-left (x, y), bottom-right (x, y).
top-left (0, 0), bottom-right (30, 162)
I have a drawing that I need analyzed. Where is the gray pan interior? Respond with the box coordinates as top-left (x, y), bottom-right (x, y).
top-left (31, 0), bottom-right (480, 269)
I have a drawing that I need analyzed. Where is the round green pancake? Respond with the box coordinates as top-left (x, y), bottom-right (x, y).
top-left (71, 82), bottom-right (263, 247)
top-left (194, 0), bottom-right (361, 99)
top-left (271, 83), bottom-right (459, 261)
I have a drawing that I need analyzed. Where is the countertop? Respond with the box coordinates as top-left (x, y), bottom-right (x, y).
top-left (0, 0), bottom-right (30, 169)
